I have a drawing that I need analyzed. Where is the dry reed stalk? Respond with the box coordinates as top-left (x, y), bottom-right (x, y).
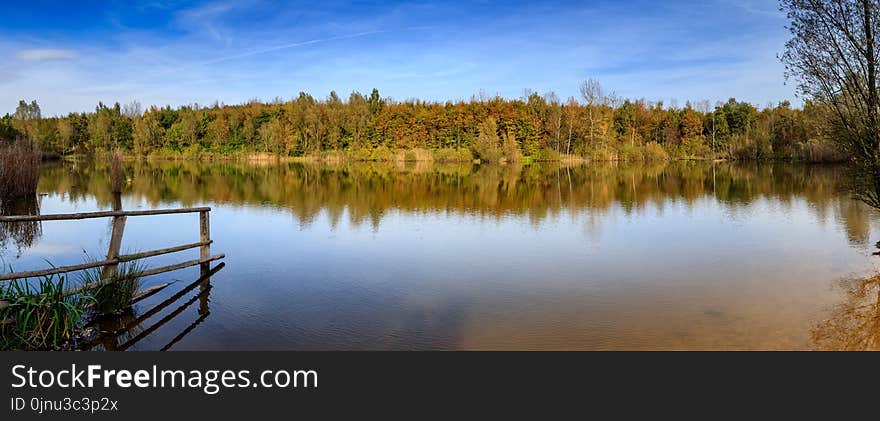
top-left (0, 141), bottom-right (40, 199)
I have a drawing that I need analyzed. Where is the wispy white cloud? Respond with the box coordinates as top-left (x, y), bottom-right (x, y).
top-left (720, 0), bottom-right (782, 17)
top-left (199, 30), bottom-right (386, 66)
top-left (16, 48), bottom-right (77, 61)
top-left (173, 0), bottom-right (246, 44)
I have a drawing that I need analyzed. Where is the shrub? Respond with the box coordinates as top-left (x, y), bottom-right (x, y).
top-left (344, 147), bottom-right (374, 162)
top-left (400, 148), bottom-right (432, 162)
top-left (617, 144), bottom-right (644, 161)
top-left (146, 148), bottom-right (182, 160)
top-left (676, 139), bottom-right (712, 159)
top-left (530, 147), bottom-right (560, 161)
top-left (370, 146), bottom-right (395, 161)
top-left (644, 142), bottom-right (669, 161)
top-left (182, 144), bottom-right (203, 160)
top-left (433, 148), bottom-right (474, 162)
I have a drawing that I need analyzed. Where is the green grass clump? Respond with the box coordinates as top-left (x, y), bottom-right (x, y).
top-left (0, 272), bottom-right (93, 350)
top-left (80, 260), bottom-right (145, 315)
top-left (0, 255), bottom-right (146, 350)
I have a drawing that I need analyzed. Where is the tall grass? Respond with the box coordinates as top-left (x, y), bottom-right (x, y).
top-left (80, 259), bottom-right (145, 315)
top-left (0, 272), bottom-right (93, 350)
top-left (0, 255), bottom-right (146, 350)
top-left (0, 141), bottom-right (41, 199)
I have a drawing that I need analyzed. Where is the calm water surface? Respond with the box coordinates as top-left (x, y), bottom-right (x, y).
top-left (3, 160), bottom-right (880, 350)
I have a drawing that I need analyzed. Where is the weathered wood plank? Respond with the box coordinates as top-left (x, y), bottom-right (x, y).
top-left (65, 254), bottom-right (225, 296)
top-left (134, 253), bottom-right (225, 279)
top-left (199, 210), bottom-right (211, 278)
top-left (119, 241), bottom-right (211, 262)
top-left (0, 259), bottom-right (115, 281)
top-left (0, 241), bottom-right (212, 281)
top-left (101, 215), bottom-right (126, 281)
top-left (0, 207), bottom-right (211, 222)
top-left (130, 282), bottom-right (172, 305)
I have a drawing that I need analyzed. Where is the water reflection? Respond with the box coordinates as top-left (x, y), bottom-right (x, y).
top-left (0, 195), bottom-right (41, 256)
top-left (37, 161), bottom-right (874, 244)
top-left (81, 263), bottom-right (222, 351)
top-left (14, 160), bottom-right (880, 349)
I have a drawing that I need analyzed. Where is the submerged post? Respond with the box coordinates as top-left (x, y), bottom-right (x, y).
top-left (101, 192), bottom-right (126, 282)
top-left (199, 210), bottom-right (211, 275)
top-left (198, 209), bottom-right (211, 315)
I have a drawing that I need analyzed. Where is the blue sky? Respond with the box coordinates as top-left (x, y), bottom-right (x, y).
top-left (1, 0), bottom-right (793, 116)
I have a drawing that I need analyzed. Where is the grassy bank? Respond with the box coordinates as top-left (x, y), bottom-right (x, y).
top-left (0, 260), bottom-right (146, 350)
top-left (0, 273), bottom-right (92, 350)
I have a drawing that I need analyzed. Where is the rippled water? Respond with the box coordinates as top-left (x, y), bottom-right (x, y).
top-left (3, 160), bottom-right (880, 350)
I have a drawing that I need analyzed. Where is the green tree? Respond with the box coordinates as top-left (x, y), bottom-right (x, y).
top-left (473, 117), bottom-right (503, 162)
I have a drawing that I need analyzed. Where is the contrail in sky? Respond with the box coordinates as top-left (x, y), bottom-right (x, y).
top-left (197, 29), bottom-right (388, 66)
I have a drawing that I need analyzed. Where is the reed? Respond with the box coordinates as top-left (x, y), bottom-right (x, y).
top-left (80, 259), bottom-right (146, 315)
top-left (0, 141), bottom-right (41, 199)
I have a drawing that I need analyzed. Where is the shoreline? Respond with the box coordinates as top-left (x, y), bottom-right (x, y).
top-left (55, 149), bottom-right (844, 165)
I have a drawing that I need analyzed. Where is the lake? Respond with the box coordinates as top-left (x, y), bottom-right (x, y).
top-left (3, 160), bottom-right (879, 350)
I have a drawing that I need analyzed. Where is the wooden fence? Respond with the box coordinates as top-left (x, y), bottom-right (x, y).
top-left (0, 207), bottom-right (225, 296)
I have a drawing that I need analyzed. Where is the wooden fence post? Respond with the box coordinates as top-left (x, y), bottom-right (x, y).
top-left (100, 215), bottom-right (126, 282)
top-left (199, 210), bottom-right (211, 276)
top-left (198, 210), bottom-right (211, 315)
top-left (101, 192), bottom-right (125, 283)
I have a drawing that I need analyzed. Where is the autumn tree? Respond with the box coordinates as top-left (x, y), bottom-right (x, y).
top-left (782, 0), bottom-right (880, 206)
top-left (679, 109), bottom-right (704, 142)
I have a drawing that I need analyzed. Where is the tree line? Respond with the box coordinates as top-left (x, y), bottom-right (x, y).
top-left (0, 82), bottom-right (845, 162)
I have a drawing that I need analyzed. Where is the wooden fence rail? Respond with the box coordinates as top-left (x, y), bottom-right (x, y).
top-left (0, 240), bottom-right (214, 281)
top-left (0, 207), bottom-right (211, 223)
top-left (0, 206), bottom-right (223, 296)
